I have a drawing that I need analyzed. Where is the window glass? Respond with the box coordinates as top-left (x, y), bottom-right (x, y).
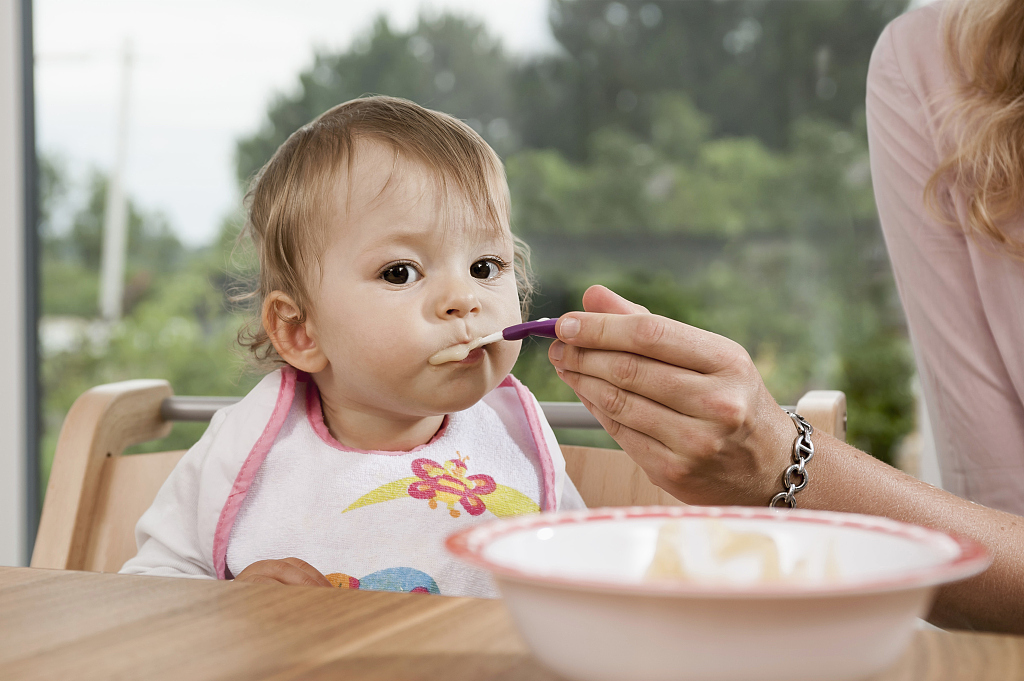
top-left (35, 0), bottom-right (918, 494)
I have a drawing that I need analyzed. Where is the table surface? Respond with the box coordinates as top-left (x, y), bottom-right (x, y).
top-left (2, 566), bottom-right (1023, 681)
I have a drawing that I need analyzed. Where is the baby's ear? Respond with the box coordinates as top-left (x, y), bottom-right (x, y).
top-left (262, 291), bottom-right (328, 373)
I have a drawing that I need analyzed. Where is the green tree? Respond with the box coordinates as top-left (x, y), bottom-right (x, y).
top-left (544, 0), bottom-right (909, 154)
top-left (236, 14), bottom-right (516, 184)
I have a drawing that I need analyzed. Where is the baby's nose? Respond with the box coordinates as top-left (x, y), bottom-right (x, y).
top-left (438, 283), bottom-right (481, 318)
top-left (443, 297), bottom-right (480, 318)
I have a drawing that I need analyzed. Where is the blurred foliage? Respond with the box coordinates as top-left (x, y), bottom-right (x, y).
top-left (235, 0), bottom-right (907, 174)
top-left (42, 171), bottom-right (185, 317)
top-left (543, 0), bottom-right (907, 153)
top-left (38, 168), bottom-right (261, 485)
top-left (40, 0), bottom-right (916, 499)
top-left (508, 94), bottom-right (806, 238)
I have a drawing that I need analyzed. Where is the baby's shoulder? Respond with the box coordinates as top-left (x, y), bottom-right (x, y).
top-left (186, 368), bottom-right (294, 471)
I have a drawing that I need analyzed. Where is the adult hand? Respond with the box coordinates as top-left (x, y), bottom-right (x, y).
top-left (234, 557), bottom-right (333, 587)
top-left (548, 285), bottom-right (795, 506)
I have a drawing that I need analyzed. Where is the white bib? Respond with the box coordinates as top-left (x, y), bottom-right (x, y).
top-left (226, 378), bottom-right (568, 597)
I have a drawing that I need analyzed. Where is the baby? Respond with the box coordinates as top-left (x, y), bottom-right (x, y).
top-left (120, 96), bottom-right (585, 597)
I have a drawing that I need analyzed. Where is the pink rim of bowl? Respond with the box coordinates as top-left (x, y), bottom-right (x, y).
top-left (446, 506), bottom-right (991, 599)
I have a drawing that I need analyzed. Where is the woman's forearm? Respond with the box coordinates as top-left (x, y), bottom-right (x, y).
top-left (795, 434), bottom-right (1024, 633)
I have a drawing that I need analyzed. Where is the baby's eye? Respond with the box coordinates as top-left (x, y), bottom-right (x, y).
top-left (470, 259), bottom-right (504, 280)
top-left (381, 263), bottom-right (422, 285)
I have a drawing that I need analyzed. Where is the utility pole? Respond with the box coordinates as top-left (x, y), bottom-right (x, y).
top-left (99, 40), bottom-right (132, 322)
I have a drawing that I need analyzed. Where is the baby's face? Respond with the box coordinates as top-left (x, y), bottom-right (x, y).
top-left (307, 143), bottom-right (523, 419)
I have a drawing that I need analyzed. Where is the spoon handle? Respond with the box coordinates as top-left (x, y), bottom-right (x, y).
top-left (502, 317), bottom-right (560, 341)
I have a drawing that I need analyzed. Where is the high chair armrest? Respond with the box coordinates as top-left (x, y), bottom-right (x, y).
top-left (794, 390), bottom-right (847, 441)
top-left (32, 380), bottom-right (173, 570)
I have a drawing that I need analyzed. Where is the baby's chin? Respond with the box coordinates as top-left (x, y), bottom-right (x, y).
top-left (423, 371), bottom-right (511, 415)
top-left (427, 384), bottom-right (499, 415)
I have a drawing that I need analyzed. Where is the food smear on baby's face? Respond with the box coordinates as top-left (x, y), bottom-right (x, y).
top-left (644, 519), bottom-right (841, 585)
top-left (429, 334), bottom-right (498, 366)
top-left (429, 344), bottom-right (473, 366)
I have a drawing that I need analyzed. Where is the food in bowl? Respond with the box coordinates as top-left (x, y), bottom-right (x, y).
top-left (645, 518), bottom-right (841, 584)
top-left (446, 506), bottom-right (989, 681)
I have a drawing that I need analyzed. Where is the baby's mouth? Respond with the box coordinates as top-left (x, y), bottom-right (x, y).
top-left (428, 332), bottom-right (501, 366)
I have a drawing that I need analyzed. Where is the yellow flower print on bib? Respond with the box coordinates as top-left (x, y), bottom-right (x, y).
top-left (343, 453), bottom-right (540, 518)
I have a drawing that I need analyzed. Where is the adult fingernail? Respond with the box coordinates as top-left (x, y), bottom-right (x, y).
top-left (549, 341), bottom-right (564, 362)
top-left (560, 316), bottom-right (580, 339)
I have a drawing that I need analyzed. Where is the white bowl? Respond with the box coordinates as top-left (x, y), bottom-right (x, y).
top-left (446, 506), bottom-right (989, 681)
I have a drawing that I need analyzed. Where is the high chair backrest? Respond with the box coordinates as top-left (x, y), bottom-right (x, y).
top-left (30, 380), bottom-right (846, 572)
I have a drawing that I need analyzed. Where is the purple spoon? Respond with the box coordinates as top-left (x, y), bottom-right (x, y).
top-left (466, 318), bottom-right (561, 350)
top-left (429, 317), bottom-right (563, 365)
top-left (501, 317), bottom-right (560, 341)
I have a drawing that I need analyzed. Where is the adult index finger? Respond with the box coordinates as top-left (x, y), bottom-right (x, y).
top-left (556, 310), bottom-right (739, 377)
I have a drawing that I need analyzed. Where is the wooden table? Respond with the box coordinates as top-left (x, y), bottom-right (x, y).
top-left (2, 567), bottom-right (1022, 680)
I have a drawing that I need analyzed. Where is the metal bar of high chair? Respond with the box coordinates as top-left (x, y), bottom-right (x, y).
top-left (160, 396), bottom-right (605, 430)
top-left (160, 396), bottom-right (799, 430)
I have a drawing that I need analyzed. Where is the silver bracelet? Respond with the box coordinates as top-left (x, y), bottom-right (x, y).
top-left (769, 410), bottom-right (814, 509)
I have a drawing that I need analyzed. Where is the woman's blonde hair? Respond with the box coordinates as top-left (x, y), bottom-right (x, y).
top-left (236, 96), bottom-right (535, 364)
top-left (926, 0), bottom-right (1024, 257)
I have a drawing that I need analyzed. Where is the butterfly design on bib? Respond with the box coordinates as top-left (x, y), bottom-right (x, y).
top-left (343, 452), bottom-right (539, 518)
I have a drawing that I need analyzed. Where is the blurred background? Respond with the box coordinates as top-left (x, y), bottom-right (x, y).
top-left (35, 0), bottom-right (935, 500)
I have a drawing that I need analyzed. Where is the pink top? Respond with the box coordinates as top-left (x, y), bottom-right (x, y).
top-left (867, 2), bottom-right (1024, 514)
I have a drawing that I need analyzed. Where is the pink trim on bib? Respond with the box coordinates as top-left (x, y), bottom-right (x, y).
top-left (503, 375), bottom-right (557, 512)
top-left (212, 367), bottom-right (298, 580)
top-left (305, 379), bottom-right (449, 455)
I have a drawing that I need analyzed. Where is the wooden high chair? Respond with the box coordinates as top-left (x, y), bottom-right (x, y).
top-left (30, 380), bottom-right (846, 573)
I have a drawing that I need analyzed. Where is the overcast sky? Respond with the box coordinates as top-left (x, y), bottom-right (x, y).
top-left (35, 0), bottom-right (555, 246)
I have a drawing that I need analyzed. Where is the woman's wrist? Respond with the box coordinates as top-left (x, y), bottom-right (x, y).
top-left (667, 391), bottom-right (797, 507)
top-left (769, 411), bottom-right (815, 508)
top-left (746, 395), bottom-right (803, 505)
